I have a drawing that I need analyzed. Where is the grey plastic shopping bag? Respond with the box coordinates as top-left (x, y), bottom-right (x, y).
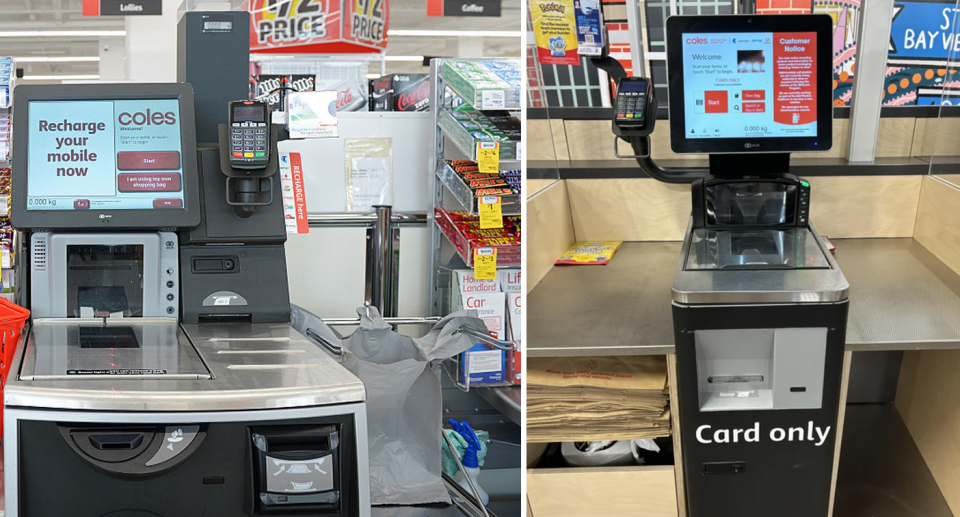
top-left (290, 304), bottom-right (488, 505)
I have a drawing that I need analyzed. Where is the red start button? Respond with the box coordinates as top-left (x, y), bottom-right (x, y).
top-left (117, 151), bottom-right (181, 171)
top-left (153, 198), bottom-right (184, 208)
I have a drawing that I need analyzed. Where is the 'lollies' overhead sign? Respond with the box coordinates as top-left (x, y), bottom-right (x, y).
top-left (250, 0), bottom-right (388, 54)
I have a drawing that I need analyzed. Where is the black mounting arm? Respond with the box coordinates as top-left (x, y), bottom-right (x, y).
top-left (588, 42), bottom-right (709, 184)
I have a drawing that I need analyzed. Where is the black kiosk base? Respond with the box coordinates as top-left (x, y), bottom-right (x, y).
top-left (673, 302), bottom-right (849, 517)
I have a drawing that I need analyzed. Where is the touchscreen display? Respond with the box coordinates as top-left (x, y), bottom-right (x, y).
top-left (682, 32), bottom-right (817, 140)
top-left (26, 99), bottom-right (185, 211)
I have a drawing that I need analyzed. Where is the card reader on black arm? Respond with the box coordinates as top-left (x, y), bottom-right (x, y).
top-left (219, 100), bottom-right (280, 218)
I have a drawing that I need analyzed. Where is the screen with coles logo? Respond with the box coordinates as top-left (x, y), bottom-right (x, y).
top-left (26, 99), bottom-right (186, 211)
top-left (682, 32), bottom-right (817, 140)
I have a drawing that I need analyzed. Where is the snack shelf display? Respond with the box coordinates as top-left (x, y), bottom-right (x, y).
top-left (0, 58), bottom-right (17, 299)
top-left (434, 208), bottom-right (521, 267)
top-left (0, 56), bottom-right (13, 167)
top-left (438, 59), bottom-right (521, 110)
top-left (438, 109), bottom-right (521, 162)
top-left (428, 58), bottom-right (522, 392)
top-left (436, 159), bottom-right (522, 216)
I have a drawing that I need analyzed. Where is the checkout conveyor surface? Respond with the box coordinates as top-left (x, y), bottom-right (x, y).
top-left (528, 238), bottom-right (960, 356)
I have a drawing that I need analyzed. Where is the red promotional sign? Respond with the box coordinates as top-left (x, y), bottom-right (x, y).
top-left (773, 32), bottom-right (817, 126)
top-left (290, 153), bottom-right (309, 234)
top-left (250, 0), bottom-right (388, 55)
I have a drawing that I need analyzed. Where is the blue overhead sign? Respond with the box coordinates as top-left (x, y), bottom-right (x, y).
top-left (889, 1), bottom-right (960, 65)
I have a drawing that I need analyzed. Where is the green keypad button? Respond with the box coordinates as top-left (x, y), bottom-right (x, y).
top-left (255, 152), bottom-right (266, 157)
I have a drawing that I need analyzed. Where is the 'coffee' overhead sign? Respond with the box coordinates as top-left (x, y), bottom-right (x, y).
top-left (428, 0), bottom-right (502, 17)
top-left (83, 0), bottom-right (162, 16)
top-left (250, 0), bottom-right (389, 55)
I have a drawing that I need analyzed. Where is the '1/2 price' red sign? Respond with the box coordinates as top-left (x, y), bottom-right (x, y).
top-left (250, 0), bottom-right (388, 55)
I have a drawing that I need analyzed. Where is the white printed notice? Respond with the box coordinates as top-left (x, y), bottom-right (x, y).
top-left (348, 157), bottom-right (391, 213)
top-left (26, 99), bottom-right (186, 211)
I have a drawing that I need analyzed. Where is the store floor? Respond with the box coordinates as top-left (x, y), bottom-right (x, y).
top-left (834, 404), bottom-right (954, 517)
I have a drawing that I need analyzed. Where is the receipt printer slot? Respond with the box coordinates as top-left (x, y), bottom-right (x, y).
top-left (252, 425), bottom-right (342, 512)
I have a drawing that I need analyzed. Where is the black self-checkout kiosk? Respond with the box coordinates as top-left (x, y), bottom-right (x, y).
top-left (5, 83), bottom-right (369, 517)
top-left (611, 14), bottom-right (849, 517)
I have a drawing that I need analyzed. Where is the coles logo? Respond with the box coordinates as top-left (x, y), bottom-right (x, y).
top-left (685, 37), bottom-right (708, 44)
top-left (397, 81), bottom-right (429, 111)
top-left (118, 109), bottom-right (177, 126)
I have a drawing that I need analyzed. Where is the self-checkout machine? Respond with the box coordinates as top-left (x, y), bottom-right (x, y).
top-left (4, 81), bottom-right (370, 517)
top-left (610, 14), bottom-right (849, 517)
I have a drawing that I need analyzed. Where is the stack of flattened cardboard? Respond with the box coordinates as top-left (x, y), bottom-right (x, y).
top-left (527, 356), bottom-right (670, 443)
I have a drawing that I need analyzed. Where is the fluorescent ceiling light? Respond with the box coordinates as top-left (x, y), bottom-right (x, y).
top-left (384, 56), bottom-right (425, 62)
top-left (13, 56), bottom-right (101, 63)
top-left (0, 31), bottom-right (126, 38)
top-left (22, 74), bottom-right (101, 81)
top-left (387, 30), bottom-right (520, 38)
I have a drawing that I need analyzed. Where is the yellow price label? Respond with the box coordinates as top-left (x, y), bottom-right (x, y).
top-left (478, 196), bottom-right (503, 229)
top-left (473, 247), bottom-right (498, 279)
top-left (477, 142), bottom-right (499, 173)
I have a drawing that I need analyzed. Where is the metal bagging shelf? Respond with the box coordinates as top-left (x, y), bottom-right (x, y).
top-left (436, 161), bottom-right (521, 216)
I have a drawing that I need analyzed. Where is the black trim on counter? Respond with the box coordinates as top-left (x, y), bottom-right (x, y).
top-left (528, 157), bottom-right (960, 178)
top-left (527, 105), bottom-right (960, 120)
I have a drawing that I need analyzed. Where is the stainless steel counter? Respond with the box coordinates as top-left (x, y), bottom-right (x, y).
top-left (5, 321), bottom-right (366, 411)
top-left (528, 239), bottom-right (960, 357)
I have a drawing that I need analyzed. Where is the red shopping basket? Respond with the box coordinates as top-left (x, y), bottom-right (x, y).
top-left (0, 298), bottom-right (30, 438)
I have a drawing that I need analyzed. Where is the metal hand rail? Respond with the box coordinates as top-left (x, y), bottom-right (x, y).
top-left (453, 326), bottom-right (517, 351)
top-left (321, 316), bottom-right (443, 326)
top-left (311, 318), bottom-right (517, 351)
top-left (307, 211), bottom-right (427, 228)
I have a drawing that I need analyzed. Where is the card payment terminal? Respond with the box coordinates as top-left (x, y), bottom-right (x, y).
top-left (228, 100), bottom-right (270, 169)
top-left (615, 77), bottom-right (653, 127)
